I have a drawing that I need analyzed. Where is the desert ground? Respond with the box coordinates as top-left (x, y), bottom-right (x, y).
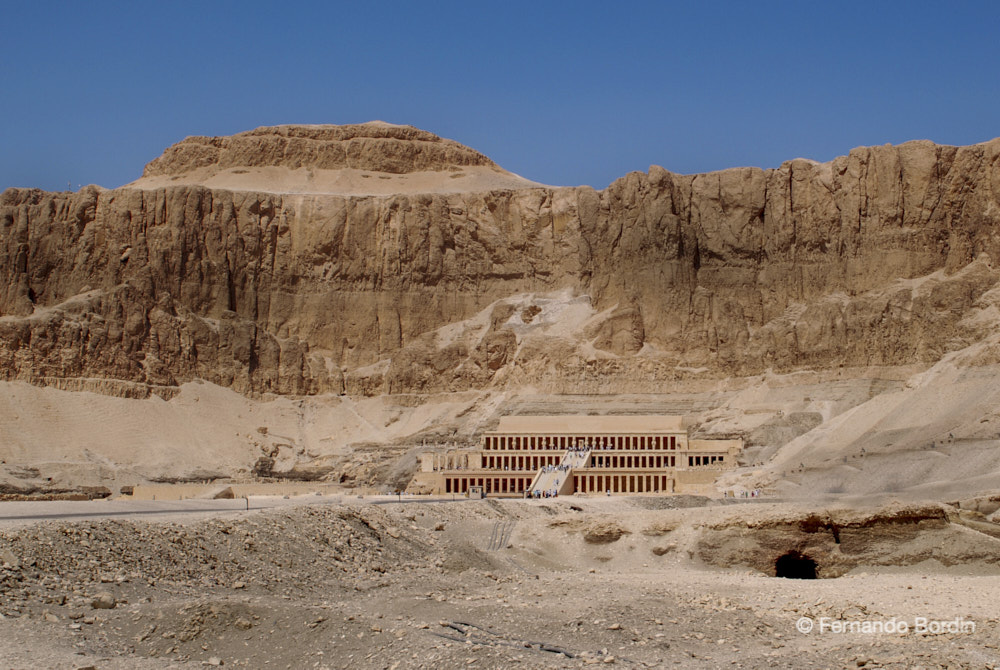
top-left (1, 492), bottom-right (998, 669)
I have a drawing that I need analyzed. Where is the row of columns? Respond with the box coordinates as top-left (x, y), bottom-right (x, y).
top-left (578, 474), bottom-right (673, 494)
top-left (445, 476), bottom-right (532, 494)
top-left (484, 454), bottom-right (561, 470)
top-left (483, 434), bottom-right (679, 451)
top-left (591, 455), bottom-right (677, 468)
top-left (689, 455), bottom-right (724, 466)
top-left (433, 453), bottom-right (470, 470)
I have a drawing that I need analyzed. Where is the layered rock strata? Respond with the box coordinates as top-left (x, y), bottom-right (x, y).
top-left (2, 125), bottom-right (1000, 398)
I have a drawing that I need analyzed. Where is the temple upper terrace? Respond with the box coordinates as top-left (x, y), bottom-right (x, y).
top-left (481, 415), bottom-right (687, 451)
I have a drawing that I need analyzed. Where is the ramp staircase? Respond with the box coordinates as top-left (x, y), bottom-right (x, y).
top-left (529, 448), bottom-right (590, 497)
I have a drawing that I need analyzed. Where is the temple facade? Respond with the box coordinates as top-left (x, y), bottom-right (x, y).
top-left (407, 415), bottom-right (742, 497)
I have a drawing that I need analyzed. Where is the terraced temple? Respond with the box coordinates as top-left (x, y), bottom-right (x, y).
top-left (408, 416), bottom-right (742, 497)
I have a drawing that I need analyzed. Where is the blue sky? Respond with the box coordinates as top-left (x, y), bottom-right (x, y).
top-left (2, 1), bottom-right (999, 191)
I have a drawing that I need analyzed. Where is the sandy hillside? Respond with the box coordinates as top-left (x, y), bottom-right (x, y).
top-left (127, 164), bottom-right (547, 196)
top-left (0, 380), bottom-right (493, 493)
top-left (5, 350), bottom-right (1000, 501)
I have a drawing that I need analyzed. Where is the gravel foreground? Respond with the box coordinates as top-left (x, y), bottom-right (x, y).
top-left (1, 496), bottom-right (999, 669)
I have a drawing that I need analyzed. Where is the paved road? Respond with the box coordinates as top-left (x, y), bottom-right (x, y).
top-left (0, 494), bottom-right (472, 525)
top-left (0, 498), bottom-right (255, 524)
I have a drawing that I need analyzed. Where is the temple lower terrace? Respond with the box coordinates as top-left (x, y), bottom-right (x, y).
top-left (407, 416), bottom-right (742, 497)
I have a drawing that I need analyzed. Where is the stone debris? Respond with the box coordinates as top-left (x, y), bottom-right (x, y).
top-left (0, 497), bottom-right (995, 669)
top-left (90, 593), bottom-right (115, 610)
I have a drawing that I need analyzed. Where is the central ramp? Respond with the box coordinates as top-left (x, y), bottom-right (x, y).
top-left (529, 448), bottom-right (589, 497)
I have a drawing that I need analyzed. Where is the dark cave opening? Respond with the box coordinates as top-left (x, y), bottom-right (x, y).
top-left (774, 550), bottom-right (818, 579)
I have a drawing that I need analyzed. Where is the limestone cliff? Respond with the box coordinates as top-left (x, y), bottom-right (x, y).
top-left (2, 125), bottom-right (1000, 399)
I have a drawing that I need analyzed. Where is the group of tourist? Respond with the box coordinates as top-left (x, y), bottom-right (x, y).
top-left (741, 489), bottom-right (762, 498)
top-left (531, 488), bottom-right (559, 498)
top-left (541, 463), bottom-right (571, 474)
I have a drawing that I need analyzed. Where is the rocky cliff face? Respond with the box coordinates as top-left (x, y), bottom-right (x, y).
top-left (2, 125), bottom-right (1000, 398)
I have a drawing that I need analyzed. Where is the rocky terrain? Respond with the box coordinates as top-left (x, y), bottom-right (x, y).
top-left (1, 496), bottom-right (999, 668)
top-left (3, 122), bottom-right (1000, 496)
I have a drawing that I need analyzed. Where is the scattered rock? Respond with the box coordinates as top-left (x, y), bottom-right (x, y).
top-left (1, 550), bottom-right (19, 569)
top-left (583, 522), bottom-right (629, 544)
top-left (91, 592), bottom-right (115, 610)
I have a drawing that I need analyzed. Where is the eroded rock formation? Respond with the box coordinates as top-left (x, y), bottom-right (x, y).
top-left (142, 122), bottom-right (497, 177)
top-left (2, 124), bottom-right (1000, 398)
